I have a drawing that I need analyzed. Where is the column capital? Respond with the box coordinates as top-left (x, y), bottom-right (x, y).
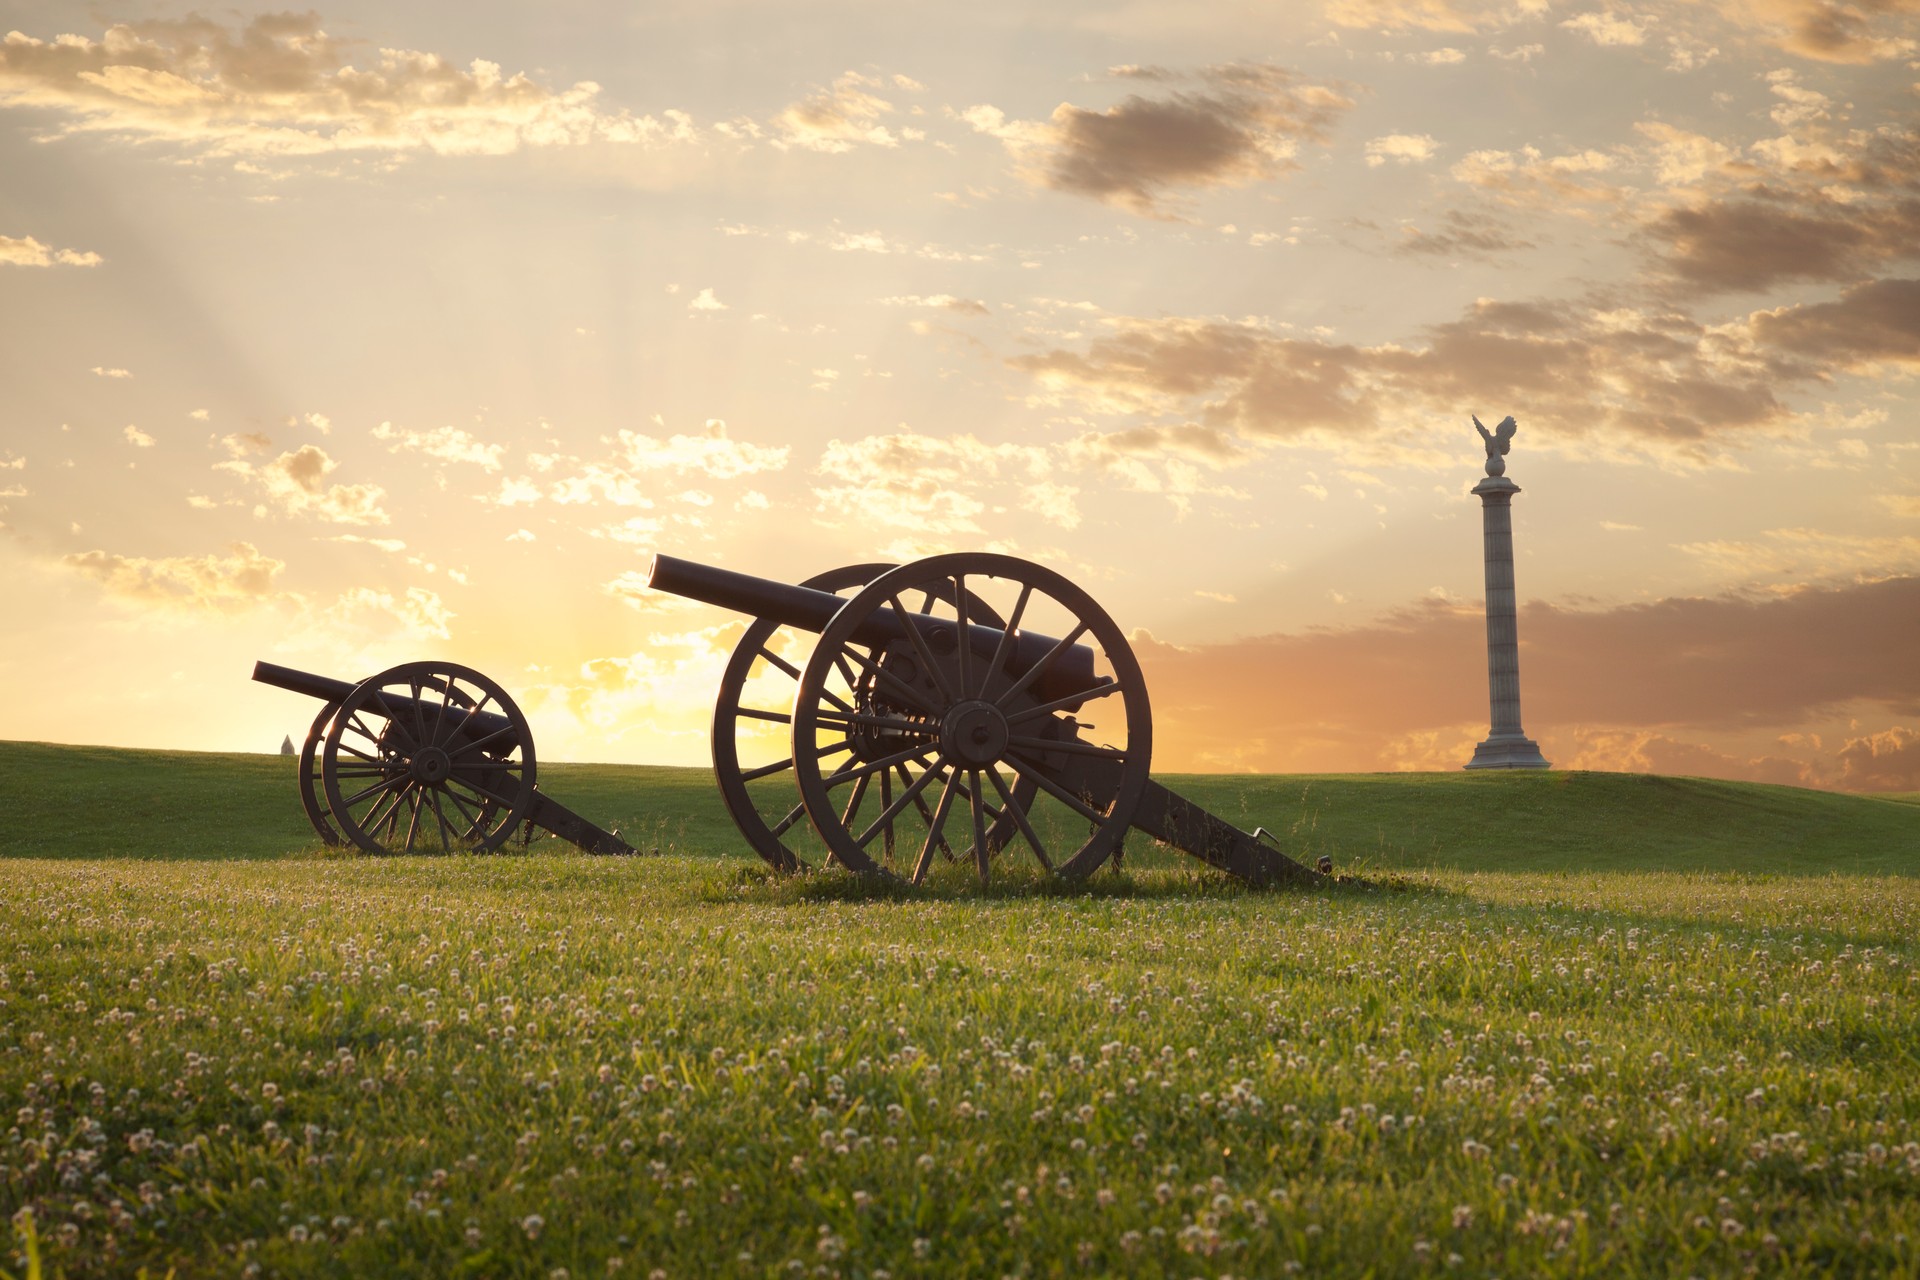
top-left (1472, 475), bottom-right (1520, 500)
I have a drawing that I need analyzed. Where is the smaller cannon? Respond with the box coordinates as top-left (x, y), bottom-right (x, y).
top-left (253, 659), bottom-right (635, 857)
top-left (650, 551), bottom-right (1322, 888)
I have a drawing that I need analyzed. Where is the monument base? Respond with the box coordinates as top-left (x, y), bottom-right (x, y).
top-left (1465, 733), bottom-right (1550, 770)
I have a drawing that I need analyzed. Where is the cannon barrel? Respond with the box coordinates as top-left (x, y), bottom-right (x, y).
top-left (251, 660), bottom-right (521, 742)
top-left (646, 554), bottom-right (1098, 703)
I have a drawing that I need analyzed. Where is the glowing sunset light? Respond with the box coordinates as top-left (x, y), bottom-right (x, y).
top-left (1, 0), bottom-right (1915, 789)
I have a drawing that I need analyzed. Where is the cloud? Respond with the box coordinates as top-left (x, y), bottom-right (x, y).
top-left (123, 425), bottom-right (155, 447)
top-left (612, 420), bottom-right (789, 479)
top-left (1835, 725), bottom-right (1920, 791)
top-left (1560, 10), bottom-right (1652, 46)
top-left (1394, 209), bottom-right (1536, 258)
top-left (61, 540), bottom-right (287, 611)
top-left (221, 444), bottom-right (389, 524)
top-left (1744, 277), bottom-right (1920, 368)
top-left (1009, 283), bottom-right (1913, 459)
top-left (1366, 133), bottom-right (1439, 166)
top-left (1449, 143), bottom-right (1627, 207)
top-left (1675, 526), bottom-right (1920, 579)
top-left (371, 421), bottom-right (505, 471)
top-left (880, 293), bottom-right (990, 315)
top-left (811, 431), bottom-right (1069, 534)
top-left (1323, 0), bottom-right (1498, 32)
top-left (1132, 575), bottom-right (1920, 783)
top-left (688, 288), bottom-right (728, 311)
top-left (91, 365), bottom-right (131, 378)
top-left (1555, 730), bottom-right (1814, 787)
top-left (1639, 125), bottom-right (1920, 295)
top-left (0, 233), bottom-right (101, 267)
top-left (963, 63), bottom-right (1353, 218)
top-left (774, 71), bottom-right (918, 152)
top-left (0, 15), bottom-right (695, 160)
top-left (319, 585), bottom-right (452, 641)
top-left (1722, 0), bottom-right (1920, 63)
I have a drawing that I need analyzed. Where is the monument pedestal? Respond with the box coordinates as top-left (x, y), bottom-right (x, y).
top-left (1466, 473), bottom-right (1549, 771)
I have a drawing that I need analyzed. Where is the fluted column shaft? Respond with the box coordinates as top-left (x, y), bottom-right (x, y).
top-left (1466, 475), bottom-right (1549, 770)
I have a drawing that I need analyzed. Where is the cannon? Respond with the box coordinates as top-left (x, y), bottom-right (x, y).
top-left (252, 659), bottom-right (636, 857)
top-left (651, 551), bottom-right (1321, 887)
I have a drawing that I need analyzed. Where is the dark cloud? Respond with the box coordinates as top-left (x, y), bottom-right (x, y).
top-left (1012, 293), bottom-right (1804, 449)
top-left (1394, 210), bottom-right (1537, 259)
top-left (1729, 0), bottom-right (1920, 63)
top-left (1646, 192), bottom-right (1920, 295)
top-left (1135, 576), bottom-right (1920, 787)
top-left (969, 64), bottom-right (1353, 219)
top-left (1748, 277), bottom-right (1920, 367)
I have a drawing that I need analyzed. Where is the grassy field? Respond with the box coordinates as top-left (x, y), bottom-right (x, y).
top-left (2, 740), bottom-right (1918, 1278)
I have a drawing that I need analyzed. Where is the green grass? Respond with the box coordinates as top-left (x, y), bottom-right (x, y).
top-left (1, 740), bottom-right (1918, 1278)
top-left (3, 739), bottom-right (1915, 874)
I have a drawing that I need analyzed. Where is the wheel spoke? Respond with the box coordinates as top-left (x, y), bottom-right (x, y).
top-left (736, 706), bottom-right (790, 725)
top-left (337, 742), bottom-right (386, 766)
top-left (360, 784), bottom-right (409, 838)
top-left (429, 788), bottom-right (454, 852)
top-left (879, 768), bottom-right (895, 864)
top-left (454, 721), bottom-right (518, 757)
top-left (764, 644), bottom-right (856, 716)
top-left (409, 680), bottom-right (429, 751)
top-left (403, 789), bottom-right (423, 854)
top-left (969, 768), bottom-right (990, 883)
top-left (853, 754), bottom-right (947, 848)
top-left (346, 713), bottom-right (384, 750)
top-left (910, 769), bottom-right (961, 886)
top-left (837, 643), bottom-right (940, 717)
top-left (992, 621), bottom-right (1089, 710)
top-left (1006, 678), bottom-right (1121, 726)
top-left (888, 593), bottom-right (957, 704)
top-left (1002, 754), bottom-right (1109, 825)
top-left (897, 762), bottom-right (957, 863)
top-left (979, 582), bottom-right (1033, 703)
top-left (446, 774), bottom-right (528, 812)
top-left (341, 772), bottom-right (406, 809)
top-left (839, 771), bottom-right (872, 831)
top-left (986, 765), bottom-right (1052, 872)
top-left (952, 575), bottom-right (974, 699)
top-left (767, 799), bottom-right (808, 840)
top-left (430, 677), bottom-right (455, 750)
top-left (757, 645), bottom-right (801, 680)
top-left (435, 694), bottom-right (491, 756)
top-left (743, 735), bottom-right (852, 783)
top-left (442, 784), bottom-right (483, 831)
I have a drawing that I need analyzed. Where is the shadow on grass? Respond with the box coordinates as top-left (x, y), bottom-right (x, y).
top-left (697, 857), bottom-right (1442, 907)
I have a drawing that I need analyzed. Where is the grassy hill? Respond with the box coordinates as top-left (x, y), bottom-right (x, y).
top-left (2, 738), bottom-right (1913, 874)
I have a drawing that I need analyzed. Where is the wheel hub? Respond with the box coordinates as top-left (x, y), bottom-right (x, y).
top-left (941, 699), bottom-right (1009, 768)
top-left (410, 745), bottom-right (452, 783)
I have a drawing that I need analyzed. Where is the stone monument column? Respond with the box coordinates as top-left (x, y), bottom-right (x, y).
top-left (1465, 415), bottom-right (1549, 771)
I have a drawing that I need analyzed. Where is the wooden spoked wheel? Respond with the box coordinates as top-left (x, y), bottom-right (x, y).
top-left (790, 553), bottom-right (1151, 885)
top-left (320, 661), bottom-right (536, 855)
top-left (298, 698), bottom-right (343, 846)
top-left (713, 563), bottom-right (1033, 872)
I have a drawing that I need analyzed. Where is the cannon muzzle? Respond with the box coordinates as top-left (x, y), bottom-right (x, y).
top-left (251, 660), bottom-right (521, 743)
top-left (645, 554), bottom-right (1099, 703)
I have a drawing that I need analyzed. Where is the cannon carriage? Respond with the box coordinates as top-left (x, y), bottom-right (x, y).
top-left (656, 550), bottom-right (1321, 888)
top-left (253, 659), bottom-right (635, 857)
top-left (254, 548), bottom-right (1320, 888)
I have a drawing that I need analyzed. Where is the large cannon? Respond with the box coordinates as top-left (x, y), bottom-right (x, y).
top-left (651, 551), bottom-right (1321, 887)
top-left (252, 659), bottom-right (636, 857)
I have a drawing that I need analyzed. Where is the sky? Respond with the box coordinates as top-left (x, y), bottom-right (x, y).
top-left (1, 0), bottom-right (1917, 791)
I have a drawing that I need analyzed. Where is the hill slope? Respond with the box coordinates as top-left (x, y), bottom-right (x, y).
top-left (0, 739), bottom-right (1913, 873)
